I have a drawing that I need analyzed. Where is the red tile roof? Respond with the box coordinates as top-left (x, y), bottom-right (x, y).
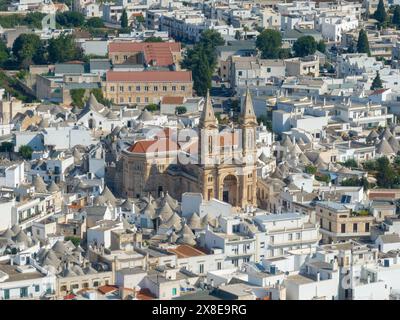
top-left (109, 42), bottom-right (181, 66)
top-left (128, 138), bottom-right (179, 154)
top-left (162, 96), bottom-right (185, 105)
top-left (106, 71), bottom-right (192, 83)
top-left (64, 294), bottom-right (76, 300)
top-left (167, 245), bottom-right (206, 258)
top-left (98, 285), bottom-right (118, 295)
top-left (136, 288), bottom-right (156, 300)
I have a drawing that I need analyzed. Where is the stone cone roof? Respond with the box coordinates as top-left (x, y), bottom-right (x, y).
top-left (52, 240), bottom-right (68, 255)
top-left (177, 223), bottom-right (196, 246)
top-left (187, 212), bottom-right (201, 229)
top-left (165, 212), bottom-right (182, 230)
top-left (33, 175), bottom-right (48, 193)
top-left (48, 181), bottom-right (60, 193)
top-left (388, 136), bottom-right (400, 154)
top-left (83, 265), bottom-right (98, 275)
top-left (157, 202), bottom-right (174, 222)
top-left (11, 224), bottom-right (21, 235)
top-left (299, 153), bottom-right (311, 165)
top-left (167, 232), bottom-right (179, 243)
top-left (101, 186), bottom-right (117, 206)
top-left (380, 127), bottom-right (393, 141)
top-left (160, 192), bottom-right (179, 211)
top-left (1, 228), bottom-right (14, 239)
top-left (121, 199), bottom-right (133, 211)
top-left (281, 136), bottom-right (294, 148)
top-left (93, 195), bottom-right (107, 206)
top-left (142, 201), bottom-right (157, 220)
top-left (13, 230), bottom-right (30, 244)
top-left (137, 109), bottom-right (154, 122)
top-left (367, 129), bottom-right (379, 141)
top-left (376, 137), bottom-right (395, 155)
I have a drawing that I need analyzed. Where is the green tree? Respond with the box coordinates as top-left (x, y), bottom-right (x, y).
top-left (145, 103), bottom-right (159, 111)
top-left (257, 115), bottom-right (272, 131)
top-left (256, 29), bottom-right (282, 59)
top-left (0, 41), bottom-right (9, 67)
top-left (175, 106), bottom-right (187, 114)
top-left (90, 88), bottom-right (110, 106)
top-left (293, 36), bottom-right (317, 57)
top-left (23, 12), bottom-right (46, 28)
top-left (19, 145), bottom-right (33, 159)
top-left (376, 156), bottom-right (397, 187)
top-left (0, 141), bottom-right (13, 152)
top-left (181, 30), bottom-right (224, 96)
top-left (120, 9), bottom-right (128, 29)
top-left (371, 71), bottom-right (383, 90)
top-left (56, 11), bottom-right (85, 27)
top-left (235, 30), bottom-right (241, 40)
top-left (392, 5), bottom-right (400, 27)
top-left (47, 34), bottom-right (82, 63)
top-left (135, 15), bottom-right (145, 23)
top-left (70, 88), bottom-right (86, 108)
top-left (317, 40), bottom-right (326, 53)
top-left (143, 36), bottom-right (164, 42)
top-left (85, 17), bottom-right (104, 28)
top-left (373, 0), bottom-right (387, 23)
top-left (305, 165), bottom-right (317, 174)
top-left (342, 158), bottom-right (358, 168)
top-left (12, 34), bottom-right (42, 68)
top-left (65, 236), bottom-right (81, 246)
top-left (356, 29), bottom-right (371, 56)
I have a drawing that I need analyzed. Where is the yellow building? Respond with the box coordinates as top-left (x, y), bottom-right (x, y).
top-left (118, 89), bottom-right (258, 208)
top-left (104, 70), bottom-right (193, 105)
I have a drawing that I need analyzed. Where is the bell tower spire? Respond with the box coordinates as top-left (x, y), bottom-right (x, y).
top-left (199, 90), bottom-right (218, 129)
top-left (240, 87), bottom-right (257, 125)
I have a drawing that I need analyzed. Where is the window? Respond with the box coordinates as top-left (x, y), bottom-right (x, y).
top-left (20, 287), bottom-right (28, 298)
top-left (163, 86), bottom-right (167, 91)
top-left (296, 233), bottom-right (301, 240)
top-left (341, 224), bottom-right (346, 233)
top-left (144, 86), bottom-right (149, 91)
top-left (365, 223), bottom-right (370, 232)
top-left (119, 86), bottom-right (124, 92)
top-left (136, 97), bottom-right (140, 103)
top-left (260, 242), bottom-right (265, 248)
top-left (267, 67), bottom-right (271, 72)
top-left (172, 288), bottom-right (177, 296)
top-left (353, 223), bottom-right (358, 232)
top-left (128, 86), bottom-right (132, 91)
top-left (4, 289), bottom-right (9, 300)
top-left (199, 264), bottom-right (204, 274)
top-left (288, 234), bottom-right (293, 241)
top-left (172, 86), bottom-right (176, 91)
top-left (153, 86), bottom-right (158, 91)
top-left (217, 262), bottom-right (222, 270)
top-left (238, 71), bottom-right (243, 76)
top-left (270, 236), bottom-right (274, 244)
top-left (329, 222), bottom-right (332, 232)
top-left (181, 86), bottom-right (185, 91)
top-left (136, 86), bottom-right (141, 91)
top-left (35, 285), bottom-right (40, 292)
top-left (110, 86), bottom-right (115, 92)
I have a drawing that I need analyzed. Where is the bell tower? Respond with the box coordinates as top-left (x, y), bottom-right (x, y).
top-left (239, 87), bottom-right (258, 207)
top-left (198, 90), bottom-right (219, 201)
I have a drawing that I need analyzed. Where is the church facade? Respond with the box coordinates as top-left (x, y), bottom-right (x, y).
top-left (117, 89), bottom-right (258, 208)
